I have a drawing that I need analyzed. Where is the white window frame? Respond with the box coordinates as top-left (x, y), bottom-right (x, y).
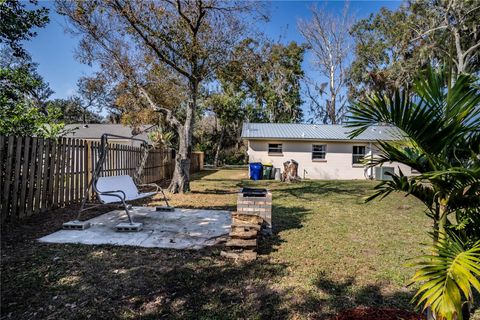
top-left (268, 143), bottom-right (283, 155)
top-left (352, 146), bottom-right (366, 164)
top-left (312, 144), bottom-right (327, 160)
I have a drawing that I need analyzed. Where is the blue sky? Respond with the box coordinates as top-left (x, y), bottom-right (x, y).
top-left (25, 1), bottom-right (401, 104)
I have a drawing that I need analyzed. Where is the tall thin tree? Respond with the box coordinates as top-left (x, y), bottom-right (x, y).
top-left (298, 3), bottom-right (353, 124)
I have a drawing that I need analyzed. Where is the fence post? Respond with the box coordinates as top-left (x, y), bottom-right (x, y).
top-left (85, 141), bottom-right (92, 200)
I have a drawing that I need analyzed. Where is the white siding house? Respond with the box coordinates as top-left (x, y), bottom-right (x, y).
top-left (241, 123), bottom-right (413, 180)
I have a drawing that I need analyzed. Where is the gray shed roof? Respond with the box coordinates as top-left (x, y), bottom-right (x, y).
top-left (64, 124), bottom-right (156, 142)
top-left (241, 123), bottom-right (403, 141)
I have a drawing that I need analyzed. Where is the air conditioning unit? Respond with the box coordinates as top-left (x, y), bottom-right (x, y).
top-left (375, 167), bottom-right (394, 181)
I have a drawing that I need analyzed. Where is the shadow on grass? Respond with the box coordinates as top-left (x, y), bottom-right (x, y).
top-left (172, 204), bottom-right (237, 211)
top-left (274, 181), bottom-right (372, 200)
top-left (1, 242), bottom-right (291, 319)
top-left (1, 241), bottom-right (424, 320)
top-left (190, 189), bottom-right (238, 195)
top-left (1, 204), bottom-right (438, 320)
top-left (259, 204), bottom-right (312, 255)
top-left (189, 169), bottom-right (220, 181)
top-left (289, 272), bottom-right (418, 319)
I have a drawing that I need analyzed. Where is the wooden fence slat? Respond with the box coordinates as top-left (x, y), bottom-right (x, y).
top-left (40, 139), bottom-right (49, 212)
top-left (121, 144), bottom-right (125, 175)
top-left (26, 137), bottom-right (37, 216)
top-left (85, 141), bottom-right (91, 200)
top-left (51, 139), bottom-right (59, 209)
top-left (108, 143), bottom-right (112, 176)
top-left (66, 139), bottom-right (71, 205)
top-left (11, 137), bottom-right (24, 219)
top-left (70, 139), bottom-right (76, 204)
top-left (88, 141), bottom-right (93, 199)
top-left (127, 145), bottom-right (132, 177)
top-left (51, 139), bottom-right (58, 208)
top-left (59, 138), bottom-right (67, 207)
top-left (44, 140), bottom-right (55, 211)
top-left (125, 145), bottom-right (129, 176)
top-left (2, 137), bottom-right (15, 221)
top-left (117, 144), bottom-right (121, 175)
top-left (34, 138), bottom-right (45, 213)
top-left (113, 143), bottom-right (116, 175)
top-left (90, 141), bottom-right (96, 199)
top-left (55, 138), bottom-right (63, 208)
top-left (77, 140), bottom-right (82, 202)
top-left (63, 138), bottom-right (70, 205)
top-left (19, 136), bottom-right (31, 218)
top-left (75, 140), bottom-right (85, 202)
top-left (0, 136), bottom-right (4, 215)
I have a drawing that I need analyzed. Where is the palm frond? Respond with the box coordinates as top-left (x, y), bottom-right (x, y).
top-left (373, 140), bottom-right (438, 172)
top-left (410, 236), bottom-right (480, 320)
top-left (347, 68), bottom-right (480, 159)
top-left (364, 170), bottom-right (435, 208)
top-left (418, 167), bottom-right (480, 211)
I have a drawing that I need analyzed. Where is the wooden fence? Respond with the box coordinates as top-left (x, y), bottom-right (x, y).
top-left (0, 136), bottom-right (203, 222)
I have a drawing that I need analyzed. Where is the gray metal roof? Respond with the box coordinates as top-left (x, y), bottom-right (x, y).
top-left (241, 123), bottom-right (403, 141)
top-left (63, 124), bottom-right (156, 142)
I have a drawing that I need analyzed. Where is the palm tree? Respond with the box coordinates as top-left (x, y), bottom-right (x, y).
top-left (347, 68), bottom-right (480, 319)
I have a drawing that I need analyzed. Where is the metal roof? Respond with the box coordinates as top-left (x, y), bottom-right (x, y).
top-left (63, 124), bottom-right (156, 142)
top-left (241, 123), bottom-right (403, 141)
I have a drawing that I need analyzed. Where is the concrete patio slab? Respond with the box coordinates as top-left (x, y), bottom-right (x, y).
top-left (38, 207), bottom-right (232, 249)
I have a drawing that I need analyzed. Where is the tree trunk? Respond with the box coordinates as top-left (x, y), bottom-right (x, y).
top-left (282, 160), bottom-right (300, 182)
top-left (168, 129), bottom-right (191, 193)
top-left (438, 198), bottom-right (448, 240)
top-left (213, 126), bottom-right (225, 168)
top-left (168, 81), bottom-right (197, 193)
top-left (329, 61), bottom-right (337, 124)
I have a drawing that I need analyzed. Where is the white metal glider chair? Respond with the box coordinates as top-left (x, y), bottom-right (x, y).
top-left (63, 133), bottom-right (174, 232)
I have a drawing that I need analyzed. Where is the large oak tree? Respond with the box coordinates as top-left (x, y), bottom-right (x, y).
top-left (57, 0), bottom-right (263, 193)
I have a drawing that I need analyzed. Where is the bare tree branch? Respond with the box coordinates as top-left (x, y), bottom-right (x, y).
top-left (298, 2), bottom-right (353, 124)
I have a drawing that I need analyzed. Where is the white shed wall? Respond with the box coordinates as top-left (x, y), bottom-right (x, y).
top-left (247, 140), bottom-right (413, 180)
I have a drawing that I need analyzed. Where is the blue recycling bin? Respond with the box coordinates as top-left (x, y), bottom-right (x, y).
top-left (249, 162), bottom-right (263, 180)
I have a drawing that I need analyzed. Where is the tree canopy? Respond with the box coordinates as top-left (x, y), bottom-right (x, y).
top-left (0, 0), bottom-right (49, 58)
top-left (0, 0), bottom-right (66, 137)
top-left (57, 0), bottom-right (265, 193)
top-left (349, 0), bottom-right (480, 97)
top-left (218, 39), bottom-right (305, 123)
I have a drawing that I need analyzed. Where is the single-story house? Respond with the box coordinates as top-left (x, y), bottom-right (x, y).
top-left (64, 124), bottom-right (157, 146)
top-left (241, 123), bottom-right (414, 180)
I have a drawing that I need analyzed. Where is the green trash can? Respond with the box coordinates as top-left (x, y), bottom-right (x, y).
top-left (263, 164), bottom-right (273, 180)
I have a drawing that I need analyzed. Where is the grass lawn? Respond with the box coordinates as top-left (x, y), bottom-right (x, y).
top-left (2, 168), bottom-right (479, 319)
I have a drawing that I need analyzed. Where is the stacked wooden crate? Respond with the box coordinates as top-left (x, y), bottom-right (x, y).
top-left (220, 212), bottom-right (263, 261)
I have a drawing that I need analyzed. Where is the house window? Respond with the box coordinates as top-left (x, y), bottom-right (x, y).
top-left (352, 146), bottom-right (366, 164)
top-left (312, 144), bottom-right (326, 160)
top-left (268, 143), bottom-right (283, 155)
